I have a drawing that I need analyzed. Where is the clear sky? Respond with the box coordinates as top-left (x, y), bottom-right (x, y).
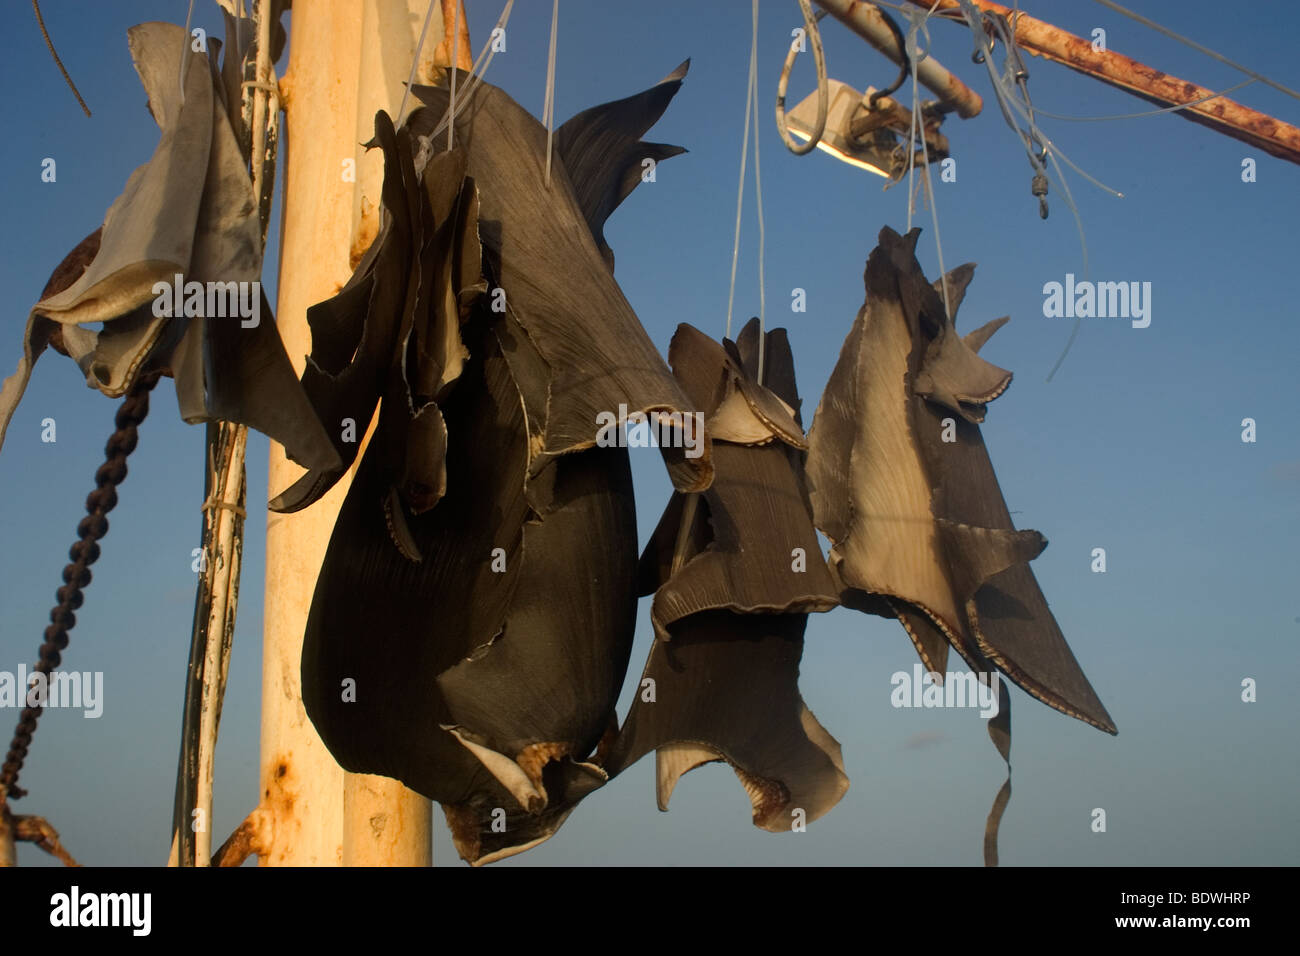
top-left (1, 0), bottom-right (1296, 867)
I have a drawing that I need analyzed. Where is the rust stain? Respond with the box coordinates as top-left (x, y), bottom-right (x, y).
top-left (350, 211), bottom-right (379, 271)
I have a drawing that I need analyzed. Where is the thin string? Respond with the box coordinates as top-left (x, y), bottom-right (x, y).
top-left (751, 3), bottom-right (767, 383)
top-left (955, 0), bottom-right (1114, 380)
top-left (901, 3), bottom-right (950, 319)
top-left (543, 0), bottom-right (560, 187)
top-left (448, 0), bottom-right (460, 149)
top-left (32, 1), bottom-right (91, 116)
top-left (396, 0), bottom-right (439, 127)
top-left (427, 0), bottom-right (516, 142)
top-left (1028, 78), bottom-right (1256, 122)
top-left (725, 0), bottom-right (759, 342)
top-left (179, 0), bottom-right (196, 105)
top-left (1091, 0), bottom-right (1300, 103)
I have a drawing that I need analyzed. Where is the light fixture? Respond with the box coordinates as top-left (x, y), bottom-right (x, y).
top-left (785, 79), bottom-right (949, 179)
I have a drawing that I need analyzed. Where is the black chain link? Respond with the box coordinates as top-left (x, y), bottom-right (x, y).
top-left (0, 372), bottom-right (160, 798)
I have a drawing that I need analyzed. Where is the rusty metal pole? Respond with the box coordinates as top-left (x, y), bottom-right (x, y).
top-left (812, 0), bottom-right (983, 118)
top-left (903, 0), bottom-right (1300, 165)
top-left (258, 0), bottom-right (469, 867)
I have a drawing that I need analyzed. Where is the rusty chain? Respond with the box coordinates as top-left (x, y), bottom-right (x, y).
top-left (0, 371), bottom-right (161, 798)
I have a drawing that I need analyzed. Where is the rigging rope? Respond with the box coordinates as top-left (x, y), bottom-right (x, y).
top-left (543, 0), bottom-right (560, 187)
top-left (725, 0), bottom-right (759, 343)
top-left (179, 0), bottom-right (196, 105)
top-left (752, 10), bottom-right (767, 384)
top-left (902, 3), bottom-right (951, 320)
top-left (774, 0), bottom-right (828, 156)
top-left (1026, 78), bottom-right (1257, 122)
top-left (1091, 0), bottom-right (1300, 103)
top-left (427, 0), bottom-right (516, 142)
top-left (449, 0), bottom-right (460, 149)
top-left (395, 0), bottom-right (439, 129)
top-left (31, 0), bottom-right (90, 117)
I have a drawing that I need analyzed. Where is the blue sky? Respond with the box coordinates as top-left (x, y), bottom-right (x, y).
top-left (1, 0), bottom-right (1296, 866)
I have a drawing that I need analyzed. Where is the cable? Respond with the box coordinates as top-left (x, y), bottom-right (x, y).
top-left (543, 0), bottom-right (560, 186)
top-left (395, 0), bottom-right (439, 128)
top-left (1028, 78), bottom-right (1256, 122)
top-left (868, 5), bottom-right (911, 108)
top-left (1091, 0), bottom-right (1300, 103)
top-left (448, 0), bottom-right (460, 150)
top-left (179, 0), bottom-right (196, 105)
top-left (726, 0), bottom-right (760, 341)
top-left (427, 0), bottom-right (516, 141)
top-left (752, 15), bottom-right (768, 383)
top-left (775, 0), bottom-right (827, 155)
top-left (901, 2), bottom-right (951, 320)
top-left (31, 0), bottom-right (90, 117)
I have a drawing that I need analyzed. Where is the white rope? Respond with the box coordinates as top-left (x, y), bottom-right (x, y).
top-left (448, 0), bottom-right (460, 149)
top-left (179, 0), bottom-right (196, 105)
top-left (901, 3), bottom-right (951, 320)
top-left (427, 0), bottom-right (516, 142)
top-left (750, 5), bottom-right (767, 384)
top-left (725, 0), bottom-right (759, 342)
top-left (955, 0), bottom-right (1114, 379)
top-left (396, 0), bottom-right (438, 127)
top-left (1029, 77), bottom-right (1256, 122)
top-left (543, 0), bottom-right (560, 187)
top-left (1092, 0), bottom-right (1300, 103)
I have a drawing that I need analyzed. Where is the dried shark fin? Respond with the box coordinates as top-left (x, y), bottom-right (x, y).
top-left (270, 112), bottom-right (413, 513)
top-left (304, 61), bottom-right (701, 865)
top-left (611, 322), bottom-right (847, 833)
top-left (807, 225), bottom-right (1115, 736)
top-left (408, 69), bottom-right (711, 499)
top-left (915, 391), bottom-right (1116, 733)
top-left (983, 676), bottom-right (1012, 867)
top-left (668, 323), bottom-right (803, 449)
top-left (610, 612), bottom-right (849, 832)
top-left (301, 324), bottom-right (532, 808)
top-left (303, 318), bottom-right (640, 864)
top-left (441, 759), bottom-right (608, 866)
top-left (554, 59), bottom-right (690, 272)
top-left (0, 22), bottom-right (338, 473)
top-left (434, 445), bottom-right (638, 810)
top-left (270, 111), bottom-right (484, 514)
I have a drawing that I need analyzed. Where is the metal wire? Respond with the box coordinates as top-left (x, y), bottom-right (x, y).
top-left (31, 0), bottom-right (89, 117)
top-left (774, 0), bottom-right (828, 155)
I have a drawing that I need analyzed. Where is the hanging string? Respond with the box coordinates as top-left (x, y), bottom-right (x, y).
top-left (31, 1), bottom-right (90, 117)
top-left (725, 0), bottom-right (759, 342)
top-left (751, 3), bottom-right (767, 384)
top-left (447, 0), bottom-right (460, 149)
top-left (427, 0), bottom-right (516, 142)
top-left (395, 0), bottom-right (439, 128)
top-left (954, 0), bottom-right (1117, 380)
top-left (543, 0), bottom-right (560, 186)
top-left (1091, 0), bottom-right (1300, 103)
top-left (1028, 78), bottom-right (1257, 122)
top-left (774, 0), bottom-right (828, 155)
top-left (179, 0), bottom-right (196, 105)
top-left (899, 3), bottom-right (951, 320)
